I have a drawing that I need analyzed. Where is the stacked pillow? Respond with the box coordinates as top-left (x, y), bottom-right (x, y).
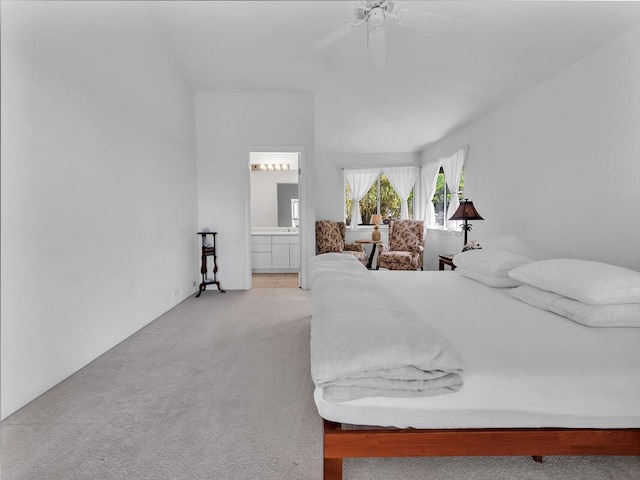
top-left (452, 249), bottom-right (533, 287)
top-left (508, 259), bottom-right (640, 328)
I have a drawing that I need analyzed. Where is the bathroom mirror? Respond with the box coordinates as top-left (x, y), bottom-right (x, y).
top-left (277, 183), bottom-right (299, 228)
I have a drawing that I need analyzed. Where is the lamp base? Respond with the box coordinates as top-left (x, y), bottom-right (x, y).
top-left (372, 226), bottom-right (381, 242)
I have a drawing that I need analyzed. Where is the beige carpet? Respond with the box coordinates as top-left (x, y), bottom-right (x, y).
top-left (2, 288), bottom-right (638, 479)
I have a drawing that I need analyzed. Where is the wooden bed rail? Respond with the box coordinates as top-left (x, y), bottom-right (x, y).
top-left (323, 419), bottom-right (640, 480)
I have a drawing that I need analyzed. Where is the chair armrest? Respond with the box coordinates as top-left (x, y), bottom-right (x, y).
top-left (380, 244), bottom-right (390, 254)
top-left (344, 243), bottom-right (365, 253)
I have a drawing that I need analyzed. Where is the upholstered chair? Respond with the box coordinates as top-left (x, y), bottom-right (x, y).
top-left (315, 220), bottom-right (368, 266)
top-left (376, 220), bottom-right (425, 270)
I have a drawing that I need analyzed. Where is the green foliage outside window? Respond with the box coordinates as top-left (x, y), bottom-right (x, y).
top-left (345, 175), bottom-right (413, 226)
top-left (433, 170), bottom-right (464, 226)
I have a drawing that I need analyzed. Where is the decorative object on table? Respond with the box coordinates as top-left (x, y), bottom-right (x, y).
top-left (376, 220), bottom-right (425, 271)
top-left (315, 220), bottom-right (367, 266)
top-left (449, 198), bottom-right (484, 247)
top-left (462, 240), bottom-right (482, 252)
top-left (196, 231), bottom-right (225, 297)
top-left (370, 213), bottom-right (382, 241)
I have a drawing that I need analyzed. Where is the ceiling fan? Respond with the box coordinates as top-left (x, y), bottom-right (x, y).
top-left (298, 1), bottom-right (468, 72)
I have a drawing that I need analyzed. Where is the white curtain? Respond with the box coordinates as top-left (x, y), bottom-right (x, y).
top-left (441, 147), bottom-right (467, 231)
top-left (344, 168), bottom-right (380, 230)
top-left (419, 161), bottom-right (441, 227)
top-left (383, 166), bottom-right (419, 220)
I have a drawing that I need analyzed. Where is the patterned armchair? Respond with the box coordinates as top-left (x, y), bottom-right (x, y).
top-left (315, 220), bottom-right (367, 266)
top-left (376, 220), bottom-right (425, 271)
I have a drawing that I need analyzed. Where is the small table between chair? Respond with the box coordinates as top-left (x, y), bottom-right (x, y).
top-left (355, 239), bottom-right (383, 269)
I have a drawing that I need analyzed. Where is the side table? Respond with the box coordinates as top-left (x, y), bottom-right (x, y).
top-left (438, 254), bottom-right (457, 271)
top-left (355, 239), bottom-right (383, 269)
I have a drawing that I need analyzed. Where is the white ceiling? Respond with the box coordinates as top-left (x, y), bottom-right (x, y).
top-left (145, 1), bottom-right (640, 154)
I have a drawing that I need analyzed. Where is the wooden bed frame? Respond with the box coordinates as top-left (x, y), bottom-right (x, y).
top-left (323, 419), bottom-right (640, 480)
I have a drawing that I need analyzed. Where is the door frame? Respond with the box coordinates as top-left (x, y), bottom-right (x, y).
top-left (244, 146), bottom-right (306, 289)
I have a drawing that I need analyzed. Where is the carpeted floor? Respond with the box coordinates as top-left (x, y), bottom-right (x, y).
top-left (2, 288), bottom-right (638, 480)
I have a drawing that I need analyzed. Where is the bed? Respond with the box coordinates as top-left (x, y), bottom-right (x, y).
top-left (309, 253), bottom-right (640, 480)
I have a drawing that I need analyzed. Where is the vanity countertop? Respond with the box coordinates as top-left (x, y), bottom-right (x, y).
top-left (252, 232), bottom-right (298, 236)
top-left (251, 228), bottom-right (299, 236)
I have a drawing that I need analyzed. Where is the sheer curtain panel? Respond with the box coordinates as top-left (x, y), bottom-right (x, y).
top-left (344, 168), bottom-right (380, 230)
top-left (383, 166), bottom-right (419, 220)
top-left (419, 161), bottom-right (441, 227)
top-left (441, 147), bottom-right (467, 231)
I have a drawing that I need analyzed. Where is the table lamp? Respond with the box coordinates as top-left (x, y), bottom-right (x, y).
top-left (370, 214), bottom-right (382, 241)
top-left (448, 199), bottom-right (483, 247)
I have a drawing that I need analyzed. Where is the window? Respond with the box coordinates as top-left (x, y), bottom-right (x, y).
top-left (345, 174), bottom-right (414, 226)
top-left (433, 168), bottom-right (464, 227)
top-left (420, 147), bottom-right (467, 230)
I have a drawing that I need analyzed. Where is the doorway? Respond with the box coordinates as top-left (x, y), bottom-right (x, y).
top-left (248, 151), bottom-right (301, 288)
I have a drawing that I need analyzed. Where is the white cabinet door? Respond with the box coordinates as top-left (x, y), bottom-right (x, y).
top-left (289, 244), bottom-right (300, 269)
top-left (252, 252), bottom-right (271, 269)
top-left (271, 244), bottom-right (290, 269)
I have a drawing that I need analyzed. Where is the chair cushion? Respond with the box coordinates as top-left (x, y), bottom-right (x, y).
top-left (343, 243), bottom-right (365, 253)
top-left (378, 251), bottom-right (418, 270)
top-left (347, 251), bottom-right (368, 264)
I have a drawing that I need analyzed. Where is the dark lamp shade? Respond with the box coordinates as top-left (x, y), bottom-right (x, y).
top-left (449, 200), bottom-right (484, 221)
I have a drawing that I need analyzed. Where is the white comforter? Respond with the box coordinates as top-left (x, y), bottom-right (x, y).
top-left (315, 270), bottom-right (640, 429)
top-left (309, 255), bottom-right (464, 402)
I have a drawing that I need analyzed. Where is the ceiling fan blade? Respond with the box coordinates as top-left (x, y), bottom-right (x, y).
top-left (296, 20), bottom-right (364, 59)
top-left (394, 8), bottom-right (470, 33)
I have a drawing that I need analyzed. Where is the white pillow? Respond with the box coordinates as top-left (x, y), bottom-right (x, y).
top-left (452, 249), bottom-right (533, 277)
top-left (456, 268), bottom-right (521, 288)
top-left (509, 284), bottom-right (640, 328)
top-left (509, 259), bottom-right (640, 305)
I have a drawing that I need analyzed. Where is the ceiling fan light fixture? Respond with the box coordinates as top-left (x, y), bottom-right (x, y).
top-left (298, 0), bottom-right (466, 73)
top-left (367, 7), bottom-right (385, 28)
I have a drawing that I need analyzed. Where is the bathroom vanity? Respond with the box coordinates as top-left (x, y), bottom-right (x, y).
top-left (251, 228), bottom-right (300, 273)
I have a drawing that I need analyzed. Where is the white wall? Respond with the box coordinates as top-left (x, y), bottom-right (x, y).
top-left (0, 2), bottom-right (199, 419)
top-left (194, 93), bottom-right (314, 290)
top-left (420, 26), bottom-right (640, 271)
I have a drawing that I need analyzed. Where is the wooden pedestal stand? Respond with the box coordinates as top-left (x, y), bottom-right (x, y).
top-left (196, 231), bottom-right (225, 297)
